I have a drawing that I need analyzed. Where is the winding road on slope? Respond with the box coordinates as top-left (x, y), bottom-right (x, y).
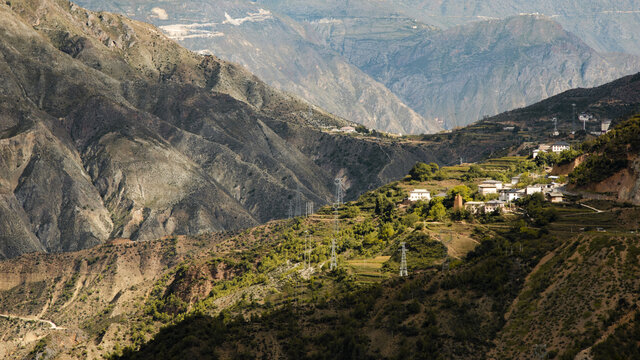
top-left (0, 313), bottom-right (65, 330)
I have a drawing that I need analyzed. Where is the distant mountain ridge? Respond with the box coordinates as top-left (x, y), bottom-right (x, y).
top-left (73, 0), bottom-right (640, 132)
top-left (73, 0), bottom-right (440, 135)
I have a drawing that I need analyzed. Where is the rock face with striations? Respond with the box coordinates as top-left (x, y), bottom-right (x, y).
top-left (0, 0), bottom-right (448, 259)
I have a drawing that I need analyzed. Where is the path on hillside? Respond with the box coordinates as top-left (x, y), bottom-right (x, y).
top-left (580, 203), bottom-right (604, 213)
top-left (0, 313), bottom-right (65, 330)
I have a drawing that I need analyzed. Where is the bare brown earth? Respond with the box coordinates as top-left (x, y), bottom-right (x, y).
top-left (551, 154), bottom-right (586, 176)
top-left (583, 156), bottom-right (640, 205)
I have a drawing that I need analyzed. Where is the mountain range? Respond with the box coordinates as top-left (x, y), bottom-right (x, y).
top-left (72, 0), bottom-right (439, 134)
top-left (0, 0), bottom-right (447, 259)
top-left (75, 0), bottom-right (640, 131)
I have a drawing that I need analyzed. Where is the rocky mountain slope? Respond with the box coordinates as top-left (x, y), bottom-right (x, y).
top-left (72, 0), bottom-right (439, 135)
top-left (1, 155), bottom-right (639, 359)
top-left (309, 14), bottom-right (640, 128)
top-left (0, 0), bottom-right (454, 259)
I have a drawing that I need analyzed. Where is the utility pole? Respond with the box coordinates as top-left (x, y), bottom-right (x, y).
top-left (330, 178), bottom-right (343, 270)
top-left (306, 201), bottom-right (314, 217)
top-left (399, 242), bottom-right (408, 277)
top-left (304, 230), bottom-right (311, 270)
top-left (572, 103), bottom-right (577, 132)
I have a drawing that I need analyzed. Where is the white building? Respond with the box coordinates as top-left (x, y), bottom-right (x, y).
top-left (525, 186), bottom-right (543, 195)
top-left (499, 189), bottom-right (524, 203)
top-left (408, 189), bottom-right (431, 202)
top-left (464, 201), bottom-right (485, 214)
top-left (551, 142), bottom-right (570, 153)
top-left (478, 184), bottom-right (498, 196)
top-left (485, 200), bottom-right (506, 213)
top-left (601, 120), bottom-right (612, 134)
top-left (532, 149), bottom-right (541, 159)
top-left (340, 126), bottom-right (356, 133)
top-left (481, 180), bottom-right (503, 190)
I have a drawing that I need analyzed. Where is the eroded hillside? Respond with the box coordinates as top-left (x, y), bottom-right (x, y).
top-left (0, 0), bottom-right (452, 259)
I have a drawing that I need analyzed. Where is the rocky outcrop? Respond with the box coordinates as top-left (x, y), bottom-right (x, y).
top-left (587, 157), bottom-right (640, 205)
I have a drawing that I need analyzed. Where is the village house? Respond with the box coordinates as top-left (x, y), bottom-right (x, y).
top-left (407, 189), bottom-right (431, 202)
top-left (525, 185), bottom-right (542, 195)
top-left (464, 201), bottom-right (485, 214)
top-left (551, 141), bottom-right (570, 153)
top-left (547, 192), bottom-right (564, 203)
top-left (478, 179), bottom-right (503, 196)
top-left (478, 184), bottom-right (498, 196)
top-left (499, 189), bottom-right (524, 203)
top-left (485, 200), bottom-right (506, 213)
top-left (340, 126), bottom-right (357, 133)
top-left (481, 179), bottom-right (503, 190)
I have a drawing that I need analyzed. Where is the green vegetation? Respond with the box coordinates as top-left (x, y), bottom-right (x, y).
top-left (592, 313), bottom-right (640, 359)
top-left (570, 114), bottom-right (640, 186)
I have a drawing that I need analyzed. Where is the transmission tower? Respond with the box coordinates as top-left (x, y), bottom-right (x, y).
top-left (572, 103), bottom-right (577, 132)
top-left (306, 201), bottom-right (314, 217)
top-left (288, 200), bottom-right (293, 219)
top-left (330, 178), bottom-right (343, 270)
top-left (295, 185), bottom-right (303, 217)
top-left (399, 242), bottom-right (408, 277)
top-left (442, 256), bottom-right (450, 272)
top-left (304, 230), bottom-right (311, 269)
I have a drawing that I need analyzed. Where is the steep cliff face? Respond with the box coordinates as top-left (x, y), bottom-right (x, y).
top-left (0, 0), bottom-right (449, 259)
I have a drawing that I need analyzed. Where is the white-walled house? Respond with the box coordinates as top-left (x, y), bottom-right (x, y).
top-left (500, 189), bottom-right (524, 202)
top-left (525, 186), bottom-right (542, 195)
top-left (485, 200), bottom-right (506, 213)
top-left (478, 184), bottom-right (498, 196)
top-left (464, 201), bottom-right (485, 214)
top-left (481, 180), bottom-right (503, 190)
top-left (408, 189), bottom-right (431, 202)
top-left (551, 142), bottom-right (570, 153)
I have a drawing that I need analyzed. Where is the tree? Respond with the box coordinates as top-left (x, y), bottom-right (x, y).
top-left (380, 223), bottom-right (395, 241)
top-left (375, 195), bottom-right (395, 222)
top-left (445, 185), bottom-right (472, 207)
top-left (429, 203), bottom-right (447, 222)
top-left (408, 162), bottom-right (435, 181)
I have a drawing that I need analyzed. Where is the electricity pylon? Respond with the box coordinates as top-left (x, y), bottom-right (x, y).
top-left (399, 242), bottom-right (408, 277)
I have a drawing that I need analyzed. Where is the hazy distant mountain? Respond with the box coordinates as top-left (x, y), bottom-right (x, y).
top-left (260, 0), bottom-right (640, 127)
top-left (395, 0), bottom-right (640, 56)
top-left (261, 0), bottom-right (640, 56)
top-left (342, 15), bottom-right (640, 128)
top-left (74, 0), bottom-right (440, 135)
